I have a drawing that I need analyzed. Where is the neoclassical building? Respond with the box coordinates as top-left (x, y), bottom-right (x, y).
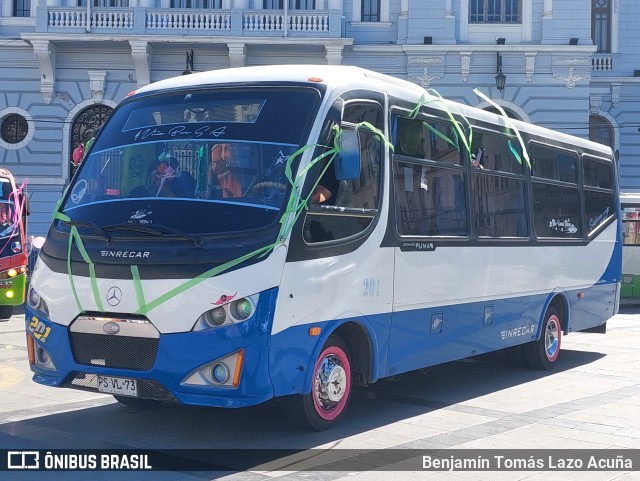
top-left (0, 0), bottom-right (636, 234)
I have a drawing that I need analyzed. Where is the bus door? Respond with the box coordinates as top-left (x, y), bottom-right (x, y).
top-left (388, 114), bottom-right (474, 375)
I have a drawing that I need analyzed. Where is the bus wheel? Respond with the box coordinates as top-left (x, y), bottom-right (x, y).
top-left (0, 305), bottom-right (13, 320)
top-left (288, 335), bottom-right (352, 431)
top-left (523, 306), bottom-right (562, 370)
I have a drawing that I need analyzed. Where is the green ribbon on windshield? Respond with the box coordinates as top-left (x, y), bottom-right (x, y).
top-left (52, 207), bottom-right (104, 313)
top-left (54, 121), bottom-right (393, 316)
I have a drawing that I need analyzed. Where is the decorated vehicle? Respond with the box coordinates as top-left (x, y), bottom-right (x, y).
top-left (25, 65), bottom-right (620, 430)
top-left (0, 168), bottom-right (28, 319)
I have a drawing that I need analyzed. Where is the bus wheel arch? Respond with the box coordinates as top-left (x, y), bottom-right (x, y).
top-left (286, 321), bottom-right (372, 431)
top-left (523, 296), bottom-right (565, 370)
top-left (287, 334), bottom-right (353, 431)
top-left (332, 321), bottom-right (372, 388)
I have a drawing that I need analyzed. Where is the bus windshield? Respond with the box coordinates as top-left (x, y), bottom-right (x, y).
top-left (60, 86), bottom-right (322, 236)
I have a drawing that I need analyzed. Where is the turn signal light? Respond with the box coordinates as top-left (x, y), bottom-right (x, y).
top-left (232, 349), bottom-right (244, 388)
top-left (27, 334), bottom-right (35, 365)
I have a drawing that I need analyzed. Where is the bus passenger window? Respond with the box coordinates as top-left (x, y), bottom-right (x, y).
top-left (532, 183), bottom-right (582, 238)
top-left (394, 163), bottom-right (467, 237)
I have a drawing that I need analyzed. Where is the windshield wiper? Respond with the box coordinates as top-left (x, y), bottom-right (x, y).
top-left (104, 223), bottom-right (203, 247)
top-left (62, 220), bottom-right (113, 245)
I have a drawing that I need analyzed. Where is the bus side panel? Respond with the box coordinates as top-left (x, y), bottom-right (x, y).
top-left (387, 294), bottom-right (544, 376)
top-left (566, 283), bottom-right (618, 332)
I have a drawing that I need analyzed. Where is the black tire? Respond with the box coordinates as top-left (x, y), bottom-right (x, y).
top-left (287, 335), bottom-right (353, 431)
top-left (523, 306), bottom-right (562, 370)
top-left (0, 305), bottom-right (13, 320)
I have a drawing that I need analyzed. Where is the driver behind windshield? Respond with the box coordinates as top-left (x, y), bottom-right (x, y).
top-left (209, 143), bottom-right (242, 199)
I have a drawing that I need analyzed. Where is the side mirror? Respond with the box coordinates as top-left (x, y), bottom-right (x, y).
top-left (334, 129), bottom-right (361, 181)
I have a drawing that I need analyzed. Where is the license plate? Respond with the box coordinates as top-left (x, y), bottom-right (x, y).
top-left (97, 375), bottom-right (138, 397)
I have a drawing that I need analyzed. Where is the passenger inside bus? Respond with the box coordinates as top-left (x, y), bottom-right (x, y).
top-left (395, 118), bottom-right (425, 157)
top-left (209, 143), bottom-right (242, 199)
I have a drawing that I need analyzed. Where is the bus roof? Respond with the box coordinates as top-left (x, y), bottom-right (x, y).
top-left (134, 64), bottom-right (612, 159)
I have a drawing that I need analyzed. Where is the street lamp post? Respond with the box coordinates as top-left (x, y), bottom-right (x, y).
top-left (495, 52), bottom-right (506, 92)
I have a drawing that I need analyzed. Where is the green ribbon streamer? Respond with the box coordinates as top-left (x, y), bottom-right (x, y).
top-left (53, 209), bottom-right (104, 312)
top-left (473, 88), bottom-right (531, 169)
top-left (53, 121), bottom-right (394, 316)
top-left (422, 121), bottom-right (460, 151)
top-left (426, 88), bottom-right (473, 158)
top-left (507, 140), bottom-right (523, 165)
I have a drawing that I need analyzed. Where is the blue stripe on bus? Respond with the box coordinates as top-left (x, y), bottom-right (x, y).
top-left (26, 281), bottom-right (615, 407)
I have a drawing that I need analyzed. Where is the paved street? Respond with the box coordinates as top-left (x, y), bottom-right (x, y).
top-left (1, 306), bottom-right (640, 480)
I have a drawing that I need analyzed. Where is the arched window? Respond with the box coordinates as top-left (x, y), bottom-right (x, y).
top-left (589, 115), bottom-right (613, 148)
top-left (483, 106), bottom-right (520, 120)
top-left (70, 104), bottom-right (113, 178)
top-left (592, 0), bottom-right (611, 53)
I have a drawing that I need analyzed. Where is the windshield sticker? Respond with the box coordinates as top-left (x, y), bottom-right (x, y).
top-left (129, 207), bottom-right (153, 222)
top-left (70, 180), bottom-right (88, 204)
top-left (132, 125), bottom-right (227, 143)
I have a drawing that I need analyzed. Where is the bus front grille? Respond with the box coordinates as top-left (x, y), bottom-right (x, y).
top-left (63, 372), bottom-right (175, 401)
top-left (69, 332), bottom-right (159, 370)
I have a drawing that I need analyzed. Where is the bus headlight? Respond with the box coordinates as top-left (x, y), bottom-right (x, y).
top-left (27, 286), bottom-right (50, 316)
top-left (192, 294), bottom-right (257, 331)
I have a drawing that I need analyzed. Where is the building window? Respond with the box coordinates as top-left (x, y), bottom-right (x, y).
top-left (589, 115), bottom-right (613, 148)
top-left (70, 104), bottom-right (113, 179)
top-left (77, 0), bottom-right (130, 6)
top-left (362, 0), bottom-right (380, 22)
top-left (169, 0), bottom-right (220, 7)
top-left (592, 0), bottom-right (611, 53)
top-left (0, 114), bottom-right (28, 145)
top-left (263, 0), bottom-right (315, 7)
top-left (13, 0), bottom-right (30, 17)
top-left (469, 0), bottom-right (521, 24)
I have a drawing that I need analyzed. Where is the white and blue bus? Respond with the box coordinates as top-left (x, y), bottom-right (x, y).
top-left (26, 65), bottom-right (621, 430)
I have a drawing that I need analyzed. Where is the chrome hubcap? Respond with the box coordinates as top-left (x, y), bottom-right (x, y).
top-left (545, 317), bottom-right (560, 359)
top-left (315, 355), bottom-right (347, 407)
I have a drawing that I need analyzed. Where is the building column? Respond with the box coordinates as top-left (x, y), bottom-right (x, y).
top-left (233, 0), bottom-right (249, 8)
top-left (228, 42), bottom-right (246, 68)
top-left (328, 0), bottom-right (343, 10)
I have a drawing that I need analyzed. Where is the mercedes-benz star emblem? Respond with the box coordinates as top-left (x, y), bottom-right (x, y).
top-left (106, 286), bottom-right (122, 307)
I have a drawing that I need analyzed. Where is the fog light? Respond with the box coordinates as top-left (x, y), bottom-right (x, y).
top-left (6, 290), bottom-right (13, 298)
top-left (36, 346), bottom-right (49, 364)
top-left (211, 363), bottom-right (230, 383)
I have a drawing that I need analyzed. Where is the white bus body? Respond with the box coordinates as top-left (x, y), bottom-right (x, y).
top-left (26, 66), bottom-right (621, 430)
